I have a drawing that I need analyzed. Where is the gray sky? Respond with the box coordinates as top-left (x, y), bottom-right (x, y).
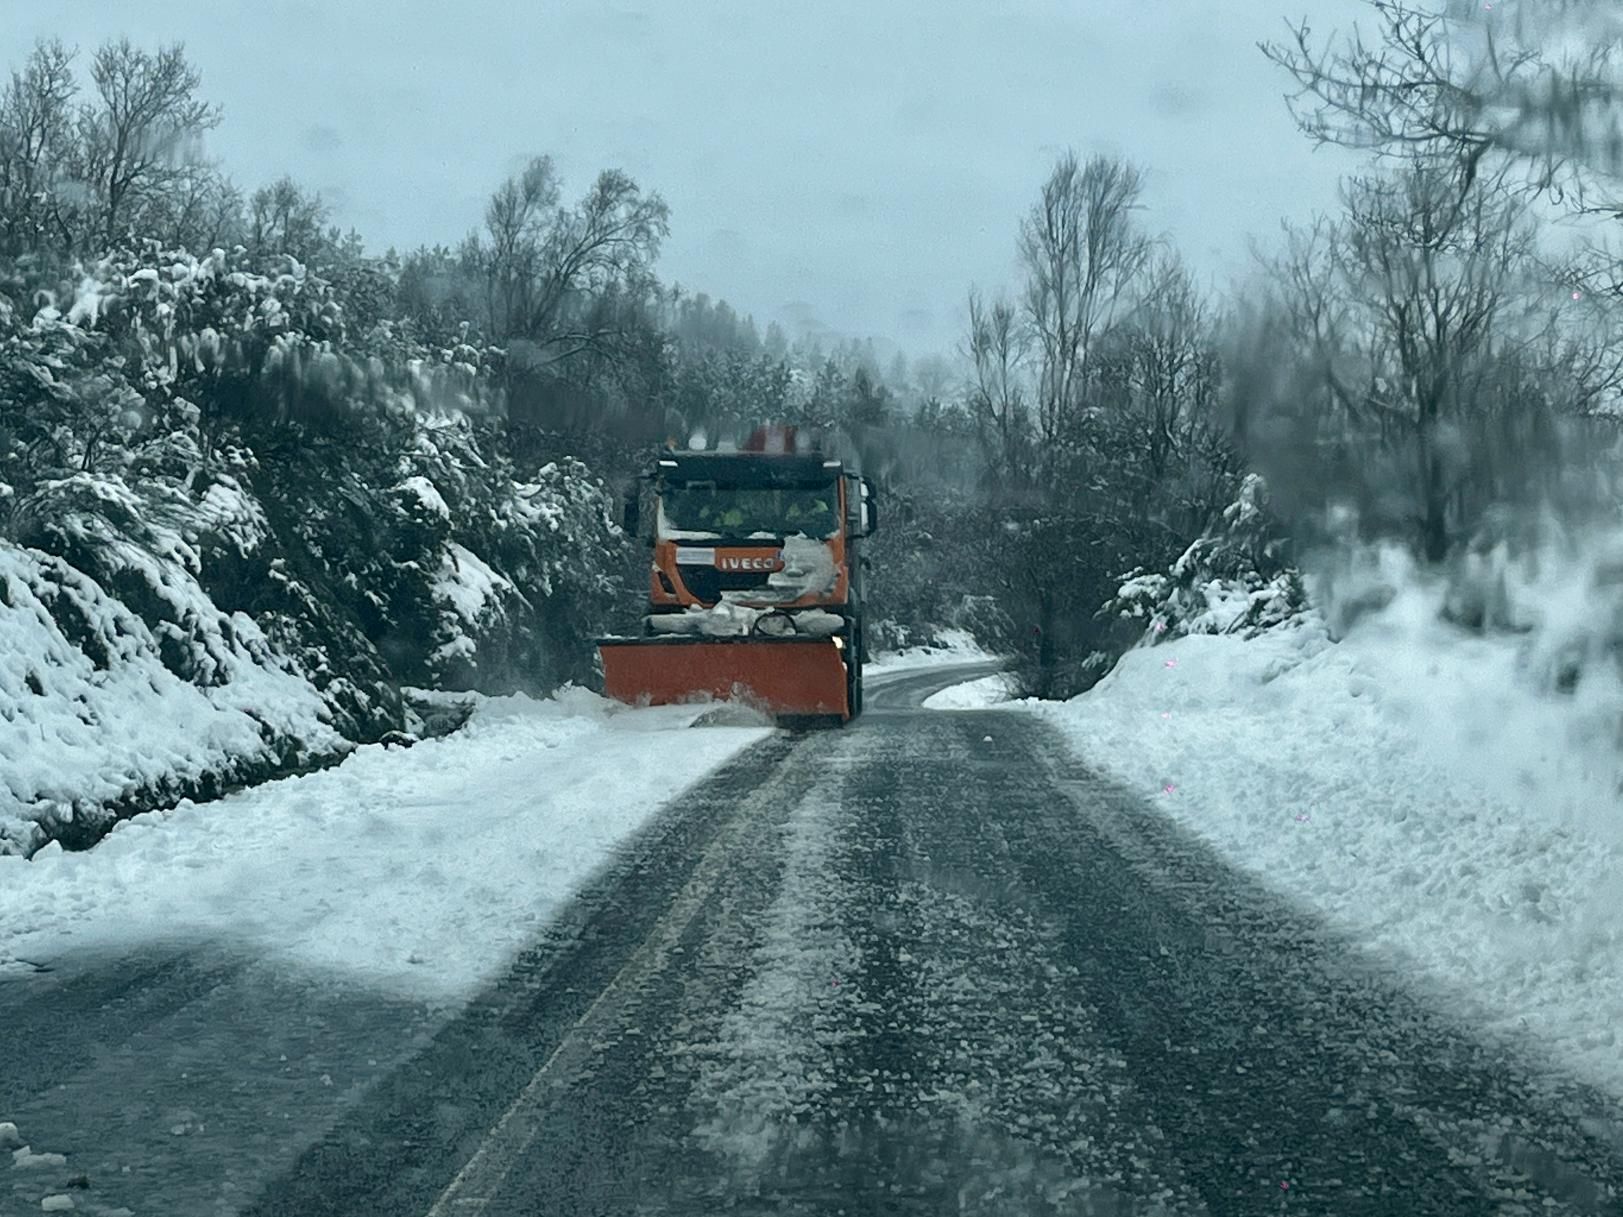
top-left (7, 0), bottom-right (1373, 360)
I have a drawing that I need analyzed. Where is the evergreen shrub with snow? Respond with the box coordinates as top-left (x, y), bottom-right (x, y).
top-left (1104, 474), bottom-right (1309, 643)
top-left (0, 244), bottom-right (626, 854)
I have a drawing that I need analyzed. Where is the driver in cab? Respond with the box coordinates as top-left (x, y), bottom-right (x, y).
top-left (692, 490), bottom-right (745, 532)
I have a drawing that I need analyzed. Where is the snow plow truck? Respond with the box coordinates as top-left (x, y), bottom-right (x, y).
top-left (598, 425), bottom-right (878, 722)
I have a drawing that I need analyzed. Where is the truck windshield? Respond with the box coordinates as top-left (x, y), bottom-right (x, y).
top-left (660, 482), bottom-right (840, 539)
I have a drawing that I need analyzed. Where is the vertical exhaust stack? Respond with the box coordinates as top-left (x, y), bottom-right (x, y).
top-left (596, 424), bottom-right (878, 723)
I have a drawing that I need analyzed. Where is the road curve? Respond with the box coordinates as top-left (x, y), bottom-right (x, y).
top-left (863, 659), bottom-right (1006, 712)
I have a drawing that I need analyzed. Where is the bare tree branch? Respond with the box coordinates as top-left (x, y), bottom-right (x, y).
top-left (1260, 0), bottom-right (1623, 214)
top-left (75, 40), bottom-right (221, 248)
top-left (0, 39), bottom-right (78, 255)
top-left (1017, 152), bottom-right (1152, 456)
top-left (470, 157), bottom-right (669, 381)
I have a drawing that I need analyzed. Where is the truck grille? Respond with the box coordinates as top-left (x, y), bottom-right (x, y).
top-left (676, 567), bottom-right (773, 604)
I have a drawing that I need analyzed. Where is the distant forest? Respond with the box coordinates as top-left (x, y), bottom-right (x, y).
top-left (3, 0), bottom-right (1622, 724)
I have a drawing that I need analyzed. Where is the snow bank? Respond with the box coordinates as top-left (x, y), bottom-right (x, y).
top-left (865, 628), bottom-right (993, 674)
top-left (922, 672), bottom-right (1015, 709)
top-left (0, 542), bottom-right (339, 856)
top-left (0, 689), bottom-right (769, 1004)
top-left (1028, 556), bottom-right (1623, 1098)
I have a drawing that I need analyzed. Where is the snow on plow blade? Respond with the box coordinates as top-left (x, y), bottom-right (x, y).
top-left (598, 635), bottom-right (851, 719)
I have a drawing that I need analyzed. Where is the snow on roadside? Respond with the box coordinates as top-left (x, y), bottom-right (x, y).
top-left (1012, 591), bottom-right (1623, 1099)
top-left (0, 688), bottom-right (770, 1005)
top-left (0, 541), bottom-right (340, 856)
top-left (921, 672), bottom-right (1015, 710)
top-left (865, 628), bottom-right (993, 675)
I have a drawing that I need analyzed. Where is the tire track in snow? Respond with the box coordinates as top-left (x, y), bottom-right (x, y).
top-left (685, 751), bottom-right (861, 1180)
top-left (1016, 715), bottom-right (1623, 1214)
top-left (804, 714), bottom-right (1205, 1215)
top-left (455, 742), bottom-right (826, 1217)
top-left (0, 950), bottom-right (239, 1101)
top-left (4, 954), bottom-right (436, 1217)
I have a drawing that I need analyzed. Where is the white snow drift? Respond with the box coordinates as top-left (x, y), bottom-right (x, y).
top-left (865, 627), bottom-right (992, 675)
top-left (0, 541), bottom-right (339, 856)
top-left (0, 689), bottom-right (769, 1004)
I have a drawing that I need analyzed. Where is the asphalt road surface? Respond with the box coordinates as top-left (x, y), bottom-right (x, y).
top-left (6, 663), bottom-right (1623, 1216)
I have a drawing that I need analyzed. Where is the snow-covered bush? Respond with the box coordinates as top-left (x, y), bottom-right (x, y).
top-left (0, 540), bottom-right (340, 855)
top-left (948, 593), bottom-right (1015, 652)
top-left (1104, 474), bottom-right (1310, 642)
top-left (0, 243), bottom-right (627, 853)
top-left (392, 421), bottom-right (625, 692)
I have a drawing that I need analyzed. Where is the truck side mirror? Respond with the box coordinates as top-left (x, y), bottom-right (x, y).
top-left (860, 479), bottom-right (878, 537)
top-left (622, 493), bottom-right (641, 536)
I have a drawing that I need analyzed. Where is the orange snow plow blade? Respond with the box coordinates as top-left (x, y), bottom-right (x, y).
top-left (598, 636), bottom-right (851, 719)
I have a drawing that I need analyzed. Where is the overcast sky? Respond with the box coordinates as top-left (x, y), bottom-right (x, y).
top-left (6, 0), bottom-right (1374, 360)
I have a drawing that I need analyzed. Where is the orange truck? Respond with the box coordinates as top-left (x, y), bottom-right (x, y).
top-left (597, 425), bottom-right (878, 722)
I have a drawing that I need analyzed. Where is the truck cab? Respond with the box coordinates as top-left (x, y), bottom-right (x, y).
top-left (603, 425), bottom-right (877, 721)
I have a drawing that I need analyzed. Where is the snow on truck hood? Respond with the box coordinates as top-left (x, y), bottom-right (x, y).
top-left (764, 534), bottom-right (838, 600)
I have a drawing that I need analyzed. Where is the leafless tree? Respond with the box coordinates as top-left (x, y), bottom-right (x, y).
top-left (0, 40), bottom-right (77, 255)
top-left (74, 39), bottom-right (221, 249)
top-left (247, 175), bottom-right (331, 264)
top-left (467, 155), bottom-right (670, 372)
top-left (1045, 247), bottom-right (1231, 551)
top-left (1016, 152), bottom-right (1152, 455)
top-left (0, 39), bottom-right (236, 257)
top-left (1117, 253), bottom-right (1215, 481)
top-left (1265, 161), bottom-right (1623, 559)
top-left (911, 353), bottom-right (953, 403)
top-left (1260, 0), bottom-right (1623, 217)
top-left (152, 162), bottom-right (242, 253)
top-left (964, 287), bottom-right (1031, 487)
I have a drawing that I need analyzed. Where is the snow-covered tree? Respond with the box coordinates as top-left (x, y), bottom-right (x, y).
top-left (1105, 473), bottom-right (1308, 641)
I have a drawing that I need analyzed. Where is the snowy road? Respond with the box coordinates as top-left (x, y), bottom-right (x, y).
top-left (6, 664), bottom-right (1623, 1215)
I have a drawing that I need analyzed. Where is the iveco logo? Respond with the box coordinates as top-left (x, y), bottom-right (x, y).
top-left (718, 555), bottom-right (778, 571)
